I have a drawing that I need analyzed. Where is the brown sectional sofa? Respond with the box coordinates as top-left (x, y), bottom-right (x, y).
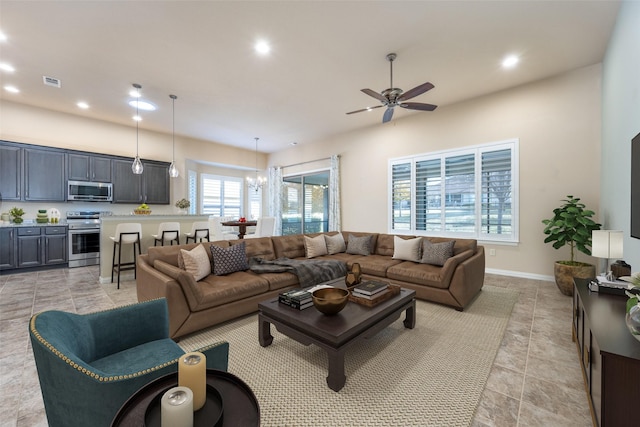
top-left (136, 231), bottom-right (485, 339)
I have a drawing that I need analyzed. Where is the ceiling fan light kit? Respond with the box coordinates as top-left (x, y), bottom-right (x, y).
top-left (347, 52), bottom-right (437, 123)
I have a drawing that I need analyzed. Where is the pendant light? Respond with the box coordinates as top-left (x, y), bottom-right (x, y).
top-left (247, 137), bottom-right (265, 192)
top-left (168, 94), bottom-right (179, 178)
top-left (131, 83), bottom-right (144, 175)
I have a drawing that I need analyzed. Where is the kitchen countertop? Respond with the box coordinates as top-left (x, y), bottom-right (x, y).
top-left (0, 222), bottom-right (68, 227)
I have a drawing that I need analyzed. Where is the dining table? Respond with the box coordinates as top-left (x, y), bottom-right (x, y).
top-left (221, 220), bottom-right (258, 239)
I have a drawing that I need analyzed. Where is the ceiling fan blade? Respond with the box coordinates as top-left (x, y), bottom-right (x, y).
top-left (346, 105), bottom-right (384, 115)
top-left (382, 107), bottom-right (394, 123)
top-left (397, 82), bottom-right (434, 102)
top-left (399, 102), bottom-right (438, 111)
top-left (361, 88), bottom-right (387, 103)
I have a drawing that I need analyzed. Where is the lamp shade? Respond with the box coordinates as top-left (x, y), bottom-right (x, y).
top-left (591, 230), bottom-right (624, 259)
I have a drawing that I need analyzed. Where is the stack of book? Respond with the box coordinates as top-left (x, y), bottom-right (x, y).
top-left (279, 289), bottom-right (313, 310)
top-left (351, 280), bottom-right (389, 299)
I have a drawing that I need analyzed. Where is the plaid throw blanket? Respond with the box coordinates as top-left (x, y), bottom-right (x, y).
top-left (249, 257), bottom-right (347, 287)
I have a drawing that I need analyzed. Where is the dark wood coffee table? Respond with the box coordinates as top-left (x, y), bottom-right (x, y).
top-left (258, 283), bottom-right (416, 392)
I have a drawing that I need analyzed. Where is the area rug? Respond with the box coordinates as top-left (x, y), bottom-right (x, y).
top-left (179, 285), bottom-right (518, 426)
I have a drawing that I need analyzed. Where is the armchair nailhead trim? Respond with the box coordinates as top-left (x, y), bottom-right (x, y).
top-left (29, 307), bottom-right (180, 383)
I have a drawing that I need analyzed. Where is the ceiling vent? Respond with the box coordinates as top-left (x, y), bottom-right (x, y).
top-left (42, 76), bottom-right (61, 88)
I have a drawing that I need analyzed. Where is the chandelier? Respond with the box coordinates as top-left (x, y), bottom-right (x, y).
top-left (247, 137), bottom-right (266, 192)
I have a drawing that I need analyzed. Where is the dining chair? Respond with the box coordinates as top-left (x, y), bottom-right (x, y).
top-left (244, 216), bottom-right (276, 239)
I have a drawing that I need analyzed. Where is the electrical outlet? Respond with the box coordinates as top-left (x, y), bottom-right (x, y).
top-left (489, 248), bottom-right (496, 256)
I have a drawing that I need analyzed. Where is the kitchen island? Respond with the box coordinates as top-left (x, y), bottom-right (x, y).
top-left (99, 214), bottom-right (210, 284)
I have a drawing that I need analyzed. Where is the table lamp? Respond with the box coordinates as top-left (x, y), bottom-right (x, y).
top-left (591, 230), bottom-right (624, 280)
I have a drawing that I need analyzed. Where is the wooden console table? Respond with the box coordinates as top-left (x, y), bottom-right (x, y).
top-left (573, 278), bottom-right (640, 427)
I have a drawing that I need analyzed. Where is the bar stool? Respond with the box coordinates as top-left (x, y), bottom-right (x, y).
top-left (185, 221), bottom-right (210, 243)
top-left (110, 223), bottom-right (142, 289)
top-left (152, 222), bottom-right (180, 246)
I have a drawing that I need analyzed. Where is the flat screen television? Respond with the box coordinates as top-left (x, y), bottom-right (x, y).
top-left (632, 132), bottom-right (640, 239)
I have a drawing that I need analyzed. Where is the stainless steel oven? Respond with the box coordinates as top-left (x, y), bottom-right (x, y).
top-left (67, 211), bottom-right (103, 268)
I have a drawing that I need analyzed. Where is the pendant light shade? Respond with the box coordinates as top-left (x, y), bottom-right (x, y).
top-left (168, 94), bottom-right (179, 178)
top-left (131, 83), bottom-right (144, 175)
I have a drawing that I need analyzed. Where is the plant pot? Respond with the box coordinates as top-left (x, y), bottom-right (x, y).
top-left (553, 262), bottom-right (596, 296)
top-left (12, 217), bottom-right (23, 224)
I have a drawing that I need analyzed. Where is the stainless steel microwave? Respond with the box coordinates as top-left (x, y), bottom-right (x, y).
top-left (67, 180), bottom-right (113, 202)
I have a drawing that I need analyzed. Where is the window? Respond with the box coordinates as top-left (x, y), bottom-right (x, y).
top-left (201, 174), bottom-right (243, 217)
top-left (389, 139), bottom-right (518, 242)
top-left (187, 169), bottom-right (197, 214)
top-left (248, 186), bottom-right (262, 220)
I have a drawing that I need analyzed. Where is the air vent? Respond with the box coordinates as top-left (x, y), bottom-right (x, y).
top-left (42, 76), bottom-right (61, 88)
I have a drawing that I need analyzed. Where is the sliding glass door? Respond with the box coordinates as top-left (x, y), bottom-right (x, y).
top-left (282, 171), bottom-right (329, 235)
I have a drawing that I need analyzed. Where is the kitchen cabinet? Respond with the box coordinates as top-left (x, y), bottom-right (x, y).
top-left (24, 147), bottom-right (66, 201)
top-left (68, 153), bottom-right (111, 182)
top-left (44, 227), bottom-right (67, 265)
top-left (1, 226), bottom-right (68, 272)
top-left (0, 228), bottom-right (16, 269)
top-left (573, 278), bottom-right (640, 426)
top-left (0, 144), bottom-right (22, 201)
top-left (112, 158), bottom-right (170, 204)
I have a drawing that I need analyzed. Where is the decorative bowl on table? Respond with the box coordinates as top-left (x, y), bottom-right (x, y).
top-left (134, 209), bottom-right (151, 215)
top-left (312, 287), bottom-right (349, 315)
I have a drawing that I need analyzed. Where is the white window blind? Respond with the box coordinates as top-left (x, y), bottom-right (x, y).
top-left (187, 169), bottom-right (197, 214)
top-left (201, 174), bottom-right (243, 217)
top-left (389, 139), bottom-right (518, 242)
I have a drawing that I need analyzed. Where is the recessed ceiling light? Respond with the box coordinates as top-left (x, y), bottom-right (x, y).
top-left (77, 101), bottom-right (89, 109)
top-left (128, 100), bottom-right (156, 111)
top-left (0, 63), bottom-right (15, 73)
top-left (4, 85), bottom-right (19, 93)
top-left (255, 40), bottom-right (270, 55)
top-left (502, 55), bottom-right (519, 68)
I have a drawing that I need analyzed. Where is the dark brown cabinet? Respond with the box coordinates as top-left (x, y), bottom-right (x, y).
top-left (68, 153), bottom-right (111, 182)
top-left (573, 278), bottom-right (640, 427)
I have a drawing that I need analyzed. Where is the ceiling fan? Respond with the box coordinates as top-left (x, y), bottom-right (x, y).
top-left (346, 53), bottom-right (437, 123)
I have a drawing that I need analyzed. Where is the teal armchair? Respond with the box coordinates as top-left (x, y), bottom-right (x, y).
top-left (29, 298), bottom-right (229, 427)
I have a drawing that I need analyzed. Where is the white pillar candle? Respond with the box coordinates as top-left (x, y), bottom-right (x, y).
top-left (161, 386), bottom-right (193, 427)
top-left (178, 351), bottom-right (207, 411)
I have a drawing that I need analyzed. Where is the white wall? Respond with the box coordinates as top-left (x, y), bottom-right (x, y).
top-left (270, 64), bottom-right (603, 279)
top-left (601, 1), bottom-right (640, 273)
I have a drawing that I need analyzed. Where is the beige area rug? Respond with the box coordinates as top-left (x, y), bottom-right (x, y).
top-left (179, 286), bottom-right (518, 427)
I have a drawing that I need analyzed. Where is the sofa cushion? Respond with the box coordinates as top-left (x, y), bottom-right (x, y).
top-left (305, 234), bottom-right (328, 258)
top-left (324, 232), bottom-right (346, 254)
top-left (193, 272), bottom-right (270, 310)
top-left (392, 236), bottom-right (422, 262)
top-left (210, 242), bottom-right (249, 276)
top-left (235, 237), bottom-right (276, 261)
top-left (421, 239), bottom-right (455, 266)
top-left (271, 234), bottom-right (306, 259)
top-left (346, 234), bottom-right (373, 256)
top-left (180, 244), bottom-right (211, 281)
top-left (354, 254), bottom-right (404, 277)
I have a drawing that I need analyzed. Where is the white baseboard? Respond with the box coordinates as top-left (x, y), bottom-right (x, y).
top-left (485, 268), bottom-right (554, 283)
top-left (99, 272), bottom-right (134, 284)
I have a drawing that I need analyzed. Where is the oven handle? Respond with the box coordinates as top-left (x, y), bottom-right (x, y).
top-left (68, 228), bottom-right (100, 234)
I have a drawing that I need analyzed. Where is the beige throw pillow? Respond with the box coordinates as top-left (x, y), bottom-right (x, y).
top-left (324, 232), bottom-right (346, 254)
top-left (392, 236), bottom-right (422, 262)
top-left (180, 244), bottom-right (211, 281)
top-left (304, 234), bottom-right (328, 258)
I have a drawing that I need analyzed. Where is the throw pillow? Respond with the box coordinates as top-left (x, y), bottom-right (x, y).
top-left (210, 241), bottom-right (249, 276)
top-left (180, 244), bottom-right (211, 281)
top-left (304, 234), bottom-right (328, 258)
top-left (346, 234), bottom-right (373, 256)
top-left (392, 236), bottom-right (422, 262)
top-left (325, 232), bottom-right (346, 254)
top-left (421, 240), bottom-right (455, 266)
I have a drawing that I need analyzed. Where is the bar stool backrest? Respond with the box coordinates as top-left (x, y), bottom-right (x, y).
top-left (114, 223), bottom-right (142, 244)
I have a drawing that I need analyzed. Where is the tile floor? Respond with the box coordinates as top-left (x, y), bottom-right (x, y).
top-left (0, 267), bottom-right (592, 426)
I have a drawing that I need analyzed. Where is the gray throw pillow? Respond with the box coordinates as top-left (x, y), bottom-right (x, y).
top-left (421, 240), bottom-right (455, 266)
top-left (346, 234), bottom-right (373, 256)
top-left (210, 241), bottom-right (249, 275)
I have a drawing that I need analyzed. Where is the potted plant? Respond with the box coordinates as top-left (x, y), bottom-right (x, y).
top-left (175, 198), bottom-right (190, 214)
top-left (542, 195), bottom-right (601, 296)
top-left (9, 207), bottom-right (25, 224)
